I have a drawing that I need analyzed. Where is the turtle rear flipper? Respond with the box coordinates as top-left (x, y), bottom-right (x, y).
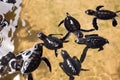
top-left (92, 17), bottom-right (98, 30)
top-left (26, 73), bottom-right (33, 80)
top-left (60, 32), bottom-right (71, 42)
top-left (41, 57), bottom-right (52, 72)
top-left (58, 20), bottom-right (64, 27)
top-left (112, 18), bottom-right (117, 26)
top-left (98, 47), bottom-right (104, 51)
top-left (96, 5), bottom-right (104, 11)
top-left (80, 47), bottom-right (89, 63)
top-left (69, 76), bottom-right (74, 80)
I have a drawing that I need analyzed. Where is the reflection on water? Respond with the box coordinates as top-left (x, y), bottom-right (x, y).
top-left (0, 0), bottom-right (23, 80)
top-left (0, 0), bottom-right (22, 57)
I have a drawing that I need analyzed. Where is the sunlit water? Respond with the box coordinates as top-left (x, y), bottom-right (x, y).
top-left (0, 0), bottom-right (120, 80)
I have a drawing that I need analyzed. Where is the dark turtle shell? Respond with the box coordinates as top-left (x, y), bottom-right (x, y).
top-left (19, 43), bottom-right (51, 74)
top-left (19, 43), bottom-right (43, 73)
top-left (85, 35), bottom-right (109, 48)
top-left (21, 52), bottom-right (42, 73)
top-left (58, 13), bottom-right (81, 32)
top-left (64, 14), bottom-right (81, 32)
top-left (44, 36), bottom-right (63, 50)
top-left (95, 10), bottom-right (117, 20)
top-left (59, 50), bottom-right (81, 76)
top-left (60, 58), bottom-right (81, 76)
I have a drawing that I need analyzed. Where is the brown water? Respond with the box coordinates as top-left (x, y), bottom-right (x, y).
top-left (0, 0), bottom-right (120, 80)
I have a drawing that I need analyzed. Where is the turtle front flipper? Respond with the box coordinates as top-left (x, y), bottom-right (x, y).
top-left (48, 34), bottom-right (63, 37)
top-left (58, 20), bottom-right (64, 27)
top-left (92, 17), bottom-right (98, 30)
top-left (59, 63), bottom-right (64, 70)
top-left (55, 49), bottom-right (58, 57)
top-left (41, 57), bottom-right (52, 72)
top-left (60, 32), bottom-right (71, 42)
top-left (0, 65), bottom-right (7, 73)
top-left (80, 28), bottom-right (95, 32)
top-left (26, 73), bottom-right (33, 80)
top-left (81, 68), bottom-right (89, 71)
top-left (85, 34), bottom-right (98, 38)
top-left (112, 18), bottom-right (117, 27)
top-left (96, 5), bottom-right (104, 11)
top-left (80, 47), bottom-right (89, 63)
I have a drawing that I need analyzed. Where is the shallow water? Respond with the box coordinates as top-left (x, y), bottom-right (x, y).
top-left (0, 0), bottom-right (120, 80)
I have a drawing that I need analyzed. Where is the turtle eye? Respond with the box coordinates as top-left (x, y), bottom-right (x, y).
top-left (85, 10), bottom-right (95, 15)
top-left (85, 10), bottom-right (89, 14)
top-left (37, 32), bottom-right (43, 38)
top-left (24, 61), bottom-right (30, 67)
top-left (66, 12), bottom-right (70, 17)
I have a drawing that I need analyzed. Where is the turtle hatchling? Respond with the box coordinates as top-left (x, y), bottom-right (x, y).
top-left (85, 5), bottom-right (120, 30)
top-left (75, 34), bottom-right (109, 55)
top-left (16, 43), bottom-right (51, 80)
top-left (37, 32), bottom-right (68, 57)
top-left (0, 52), bottom-right (15, 73)
top-left (58, 12), bottom-right (95, 41)
top-left (59, 50), bottom-right (89, 80)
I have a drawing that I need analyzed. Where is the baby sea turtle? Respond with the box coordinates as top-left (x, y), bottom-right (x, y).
top-left (75, 34), bottom-right (109, 55)
top-left (16, 43), bottom-right (51, 80)
top-left (59, 50), bottom-right (89, 80)
top-left (0, 52), bottom-right (15, 73)
top-left (58, 12), bottom-right (95, 41)
top-left (37, 32), bottom-right (68, 57)
top-left (85, 5), bottom-right (120, 30)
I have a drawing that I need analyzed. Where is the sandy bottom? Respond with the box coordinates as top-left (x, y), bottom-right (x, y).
top-left (1, 0), bottom-right (120, 80)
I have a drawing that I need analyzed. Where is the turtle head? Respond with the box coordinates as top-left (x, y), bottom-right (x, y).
top-left (61, 50), bottom-right (71, 60)
top-left (34, 43), bottom-right (43, 56)
top-left (34, 43), bottom-right (43, 51)
top-left (85, 9), bottom-right (95, 15)
top-left (105, 39), bottom-right (109, 44)
top-left (75, 38), bottom-right (86, 44)
top-left (66, 12), bottom-right (70, 16)
top-left (73, 30), bottom-right (83, 38)
top-left (37, 32), bottom-right (47, 41)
